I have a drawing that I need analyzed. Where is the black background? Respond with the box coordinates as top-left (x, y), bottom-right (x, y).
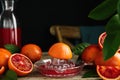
top-left (0, 0), bottom-right (107, 51)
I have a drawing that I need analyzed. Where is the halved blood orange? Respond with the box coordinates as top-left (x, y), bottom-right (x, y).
top-left (96, 65), bottom-right (120, 80)
top-left (8, 53), bottom-right (33, 76)
top-left (0, 66), bottom-right (5, 75)
top-left (98, 32), bottom-right (107, 49)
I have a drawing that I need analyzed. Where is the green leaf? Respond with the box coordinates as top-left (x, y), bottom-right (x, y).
top-left (106, 14), bottom-right (120, 34)
top-left (2, 77), bottom-right (9, 80)
top-left (103, 32), bottom-right (120, 60)
top-left (4, 44), bottom-right (20, 54)
top-left (2, 70), bottom-right (17, 80)
top-left (88, 0), bottom-right (118, 20)
top-left (103, 14), bottom-right (120, 60)
top-left (82, 69), bottom-right (99, 78)
top-left (117, 0), bottom-right (120, 18)
top-left (72, 42), bottom-right (90, 55)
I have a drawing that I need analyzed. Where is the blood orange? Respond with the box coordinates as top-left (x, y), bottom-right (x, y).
top-left (8, 53), bottom-right (33, 76)
top-left (98, 32), bottom-right (107, 49)
top-left (81, 44), bottom-right (101, 63)
top-left (48, 42), bottom-right (72, 59)
top-left (21, 44), bottom-right (42, 63)
top-left (95, 50), bottom-right (120, 66)
top-left (96, 65), bottom-right (120, 80)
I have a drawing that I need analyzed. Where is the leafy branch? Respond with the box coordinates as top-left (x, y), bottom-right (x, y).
top-left (1, 70), bottom-right (17, 80)
top-left (88, 0), bottom-right (120, 60)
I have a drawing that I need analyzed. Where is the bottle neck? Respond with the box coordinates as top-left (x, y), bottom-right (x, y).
top-left (1, 0), bottom-right (14, 11)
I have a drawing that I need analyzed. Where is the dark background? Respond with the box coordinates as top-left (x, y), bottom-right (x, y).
top-left (0, 0), bottom-right (107, 51)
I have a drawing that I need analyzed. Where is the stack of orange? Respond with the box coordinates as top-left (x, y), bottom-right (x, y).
top-left (95, 32), bottom-right (120, 80)
top-left (0, 47), bottom-right (33, 76)
top-left (80, 32), bottom-right (120, 80)
top-left (0, 43), bottom-right (42, 77)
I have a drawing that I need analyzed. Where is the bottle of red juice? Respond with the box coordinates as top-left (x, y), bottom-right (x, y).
top-left (0, 0), bottom-right (21, 48)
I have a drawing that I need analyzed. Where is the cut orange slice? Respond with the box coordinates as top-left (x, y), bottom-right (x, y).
top-left (8, 53), bottom-right (33, 76)
top-left (98, 32), bottom-right (107, 49)
top-left (96, 65), bottom-right (120, 80)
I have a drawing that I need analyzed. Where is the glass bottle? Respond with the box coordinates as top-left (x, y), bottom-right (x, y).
top-left (0, 0), bottom-right (21, 48)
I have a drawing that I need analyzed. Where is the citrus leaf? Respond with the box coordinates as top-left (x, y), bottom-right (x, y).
top-left (72, 42), bottom-right (90, 55)
top-left (4, 44), bottom-right (20, 54)
top-left (103, 32), bottom-right (120, 60)
top-left (103, 14), bottom-right (120, 60)
top-left (106, 14), bottom-right (120, 34)
top-left (88, 0), bottom-right (118, 20)
top-left (82, 69), bottom-right (98, 78)
top-left (1, 77), bottom-right (9, 80)
top-left (117, 0), bottom-right (120, 19)
top-left (2, 70), bottom-right (17, 80)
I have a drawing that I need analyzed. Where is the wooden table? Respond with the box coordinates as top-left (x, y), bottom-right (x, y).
top-left (18, 52), bottom-right (101, 80)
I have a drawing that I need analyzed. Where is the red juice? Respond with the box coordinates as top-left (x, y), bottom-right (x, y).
top-left (0, 27), bottom-right (21, 48)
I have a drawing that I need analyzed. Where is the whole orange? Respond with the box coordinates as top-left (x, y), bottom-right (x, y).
top-left (81, 44), bottom-right (101, 63)
top-left (0, 48), bottom-right (12, 67)
top-left (95, 49), bottom-right (120, 66)
top-left (48, 42), bottom-right (72, 59)
top-left (21, 44), bottom-right (42, 63)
